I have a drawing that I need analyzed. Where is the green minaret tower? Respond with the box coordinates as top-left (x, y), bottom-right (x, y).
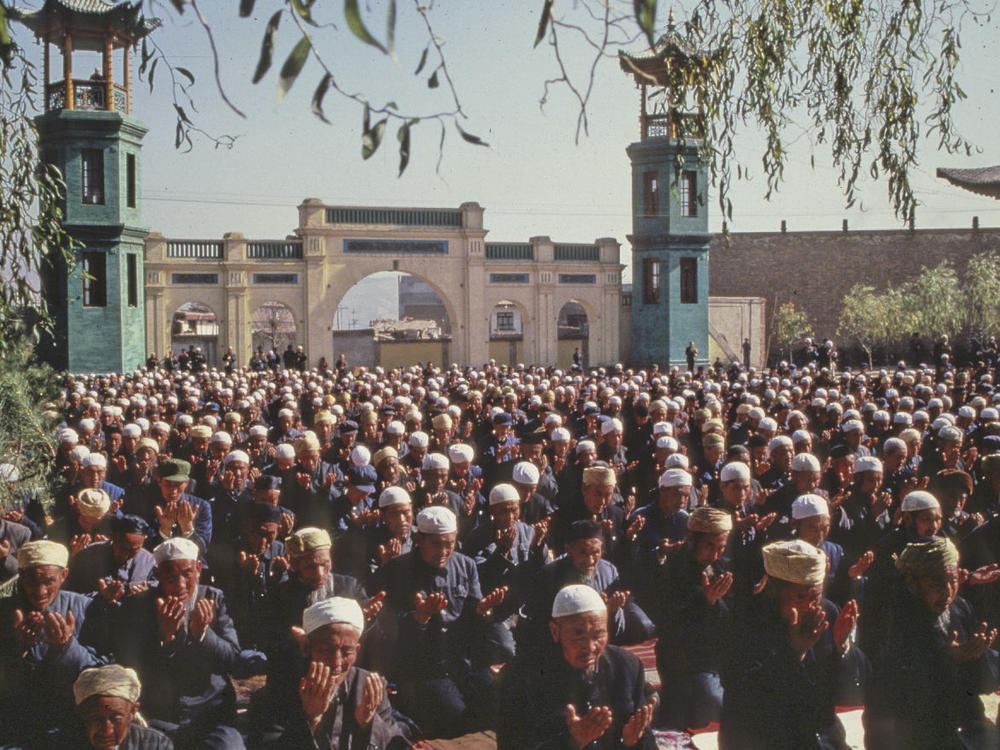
top-left (619, 16), bottom-right (717, 370)
top-left (19, 0), bottom-right (157, 373)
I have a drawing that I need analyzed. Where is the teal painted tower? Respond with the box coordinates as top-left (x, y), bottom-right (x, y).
top-left (19, 0), bottom-right (157, 373)
top-left (620, 17), bottom-right (715, 370)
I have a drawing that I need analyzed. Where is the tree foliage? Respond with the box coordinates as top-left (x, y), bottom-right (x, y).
top-left (0, 45), bottom-right (76, 356)
top-left (772, 301), bottom-right (813, 362)
top-left (836, 253), bottom-right (1000, 365)
top-left (2, 0), bottom-right (977, 213)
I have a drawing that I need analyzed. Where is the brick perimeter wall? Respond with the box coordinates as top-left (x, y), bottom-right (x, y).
top-left (708, 228), bottom-right (1000, 349)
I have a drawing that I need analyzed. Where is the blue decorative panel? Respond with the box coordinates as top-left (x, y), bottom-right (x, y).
top-left (489, 273), bottom-right (530, 284)
top-left (252, 273), bottom-right (299, 285)
top-left (171, 273), bottom-right (218, 285)
top-left (558, 274), bottom-right (596, 284)
top-left (344, 239), bottom-right (448, 254)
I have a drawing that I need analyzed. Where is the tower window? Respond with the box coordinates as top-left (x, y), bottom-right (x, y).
top-left (126, 154), bottom-right (136, 208)
top-left (680, 257), bottom-right (698, 303)
top-left (127, 253), bottom-right (138, 307)
top-left (643, 170), bottom-right (659, 217)
top-left (679, 170), bottom-right (697, 217)
top-left (81, 149), bottom-right (105, 205)
top-left (82, 252), bottom-right (107, 307)
top-left (643, 257), bottom-right (660, 304)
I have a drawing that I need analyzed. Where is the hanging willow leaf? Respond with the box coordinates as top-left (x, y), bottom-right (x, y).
top-left (428, 69), bottom-right (439, 89)
top-left (291, 0), bottom-right (318, 26)
top-left (362, 118), bottom-right (388, 159)
top-left (397, 119), bottom-right (417, 176)
top-left (252, 11), bottom-right (282, 84)
top-left (455, 121), bottom-right (488, 147)
top-left (387, 0), bottom-right (397, 60)
top-left (148, 57), bottom-right (158, 92)
top-left (276, 34), bottom-right (311, 106)
top-left (311, 73), bottom-right (332, 123)
top-left (634, 0), bottom-right (657, 47)
top-left (174, 104), bottom-right (192, 124)
top-left (414, 46), bottom-right (429, 75)
top-left (239, 0), bottom-right (256, 17)
top-left (344, 0), bottom-right (388, 54)
top-left (534, 0), bottom-right (555, 47)
top-left (176, 67), bottom-right (195, 86)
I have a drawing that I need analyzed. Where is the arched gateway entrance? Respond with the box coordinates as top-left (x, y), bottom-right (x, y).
top-left (144, 201), bottom-right (623, 368)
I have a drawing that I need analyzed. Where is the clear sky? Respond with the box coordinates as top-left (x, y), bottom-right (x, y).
top-left (14, 0), bottom-right (1000, 290)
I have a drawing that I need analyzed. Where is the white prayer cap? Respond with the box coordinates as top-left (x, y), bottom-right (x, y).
top-left (17, 540), bottom-right (69, 569)
top-left (600, 418), bottom-right (623, 435)
top-left (982, 408), bottom-right (999, 422)
top-left (551, 584), bottom-right (607, 618)
top-left (512, 461), bottom-right (540, 485)
top-left (576, 440), bottom-right (596, 454)
top-left (76, 488), bottom-right (111, 519)
top-left (416, 506), bottom-right (457, 535)
top-left (59, 428), bottom-right (79, 444)
top-left (854, 456), bottom-right (883, 474)
top-left (938, 426), bottom-right (963, 443)
top-left (656, 436), bottom-right (679, 452)
top-left (762, 539), bottom-right (826, 586)
top-left (303, 597), bottom-right (365, 636)
top-left (278, 408), bottom-right (294, 419)
top-left (659, 467), bottom-right (693, 488)
top-left (176, 414), bottom-right (194, 426)
top-left (892, 412), bottom-right (912, 425)
top-left (882, 437), bottom-right (907, 454)
top-left (386, 420), bottom-right (405, 435)
top-left (421, 453), bottom-right (449, 471)
top-left (759, 417), bottom-right (778, 432)
top-left (122, 424), bottom-right (141, 438)
top-left (275, 443), bottom-right (296, 460)
top-left (248, 424), bottom-right (268, 437)
top-left (378, 486), bottom-right (411, 508)
top-left (224, 450), bottom-right (249, 466)
top-left (790, 453), bottom-right (821, 472)
top-left (350, 445), bottom-right (371, 467)
top-left (665, 453), bottom-right (689, 469)
top-left (210, 431), bottom-right (232, 445)
top-left (791, 494), bottom-right (829, 519)
top-left (958, 405), bottom-right (976, 419)
top-left (153, 537), bottom-right (200, 564)
top-left (842, 419), bottom-right (865, 433)
top-left (73, 665), bottom-right (142, 706)
top-left (409, 431), bottom-right (429, 448)
top-left (81, 452), bottom-right (107, 469)
top-left (448, 443), bottom-right (474, 463)
top-left (768, 435), bottom-right (793, 452)
top-left (748, 407), bottom-right (765, 421)
top-left (551, 427), bottom-right (571, 442)
top-left (70, 446), bottom-right (90, 463)
top-left (901, 490), bottom-right (940, 513)
top-left (720, 462), bottom-right (751, 482)
top-left (652, 421), bottom-right (674, 437)
top-left (489, 483), bottom-right (521, 506)
top-left (791, 429), bottom-right (812, 445)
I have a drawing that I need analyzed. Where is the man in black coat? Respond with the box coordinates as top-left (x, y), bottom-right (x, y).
top-left (497, 583), bottom-right (657, 750)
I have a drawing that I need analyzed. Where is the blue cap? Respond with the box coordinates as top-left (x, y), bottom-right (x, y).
top-left (346, 464), bottom-right (377, 493)
top-left (493, 412), bottom-right (513, 426)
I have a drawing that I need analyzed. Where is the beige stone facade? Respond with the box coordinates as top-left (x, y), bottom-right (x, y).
top-left (144, 200), bottom-right (624, 368)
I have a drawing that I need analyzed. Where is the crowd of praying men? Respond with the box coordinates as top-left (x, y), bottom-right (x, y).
top-left (1, 356), bottom-right (1000, 749)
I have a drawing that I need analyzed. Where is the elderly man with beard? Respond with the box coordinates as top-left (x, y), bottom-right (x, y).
top-left (262, 527), bottom-right (378, 664)
top-left (522, 519), bottom-right (653, 649)
top-left (0, 540), bottom-right (105, 747)
top-left (865, 538), bottom-right (1000, 749)
top-left (497, 584), bottom-right (657, 750)
top-left (110, 538), bottom-right (245, 750)
top-left (375, 506), bottom-right (506, 739)
top-left (249, 597), bottom-right (409, 749)
top-left (44, 664), bottom-right (173, 749)
top-left (550, 465), bottom-right (626, 564)
top-left (65, 514), bottom-right (156, 600)
top-left (653, 507), bottom-right (734, 732)
top-left (719, 539), bottom-right (865, 750)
